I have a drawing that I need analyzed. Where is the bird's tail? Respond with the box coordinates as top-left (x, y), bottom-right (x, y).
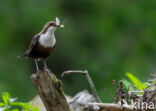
top-left (18, 53), bottom-right (28, 58)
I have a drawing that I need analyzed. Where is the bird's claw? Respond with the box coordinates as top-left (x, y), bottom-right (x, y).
top-left (43, 67), bottom-right (52, 74)
top-left (36, 69), bottom-right (41, 73)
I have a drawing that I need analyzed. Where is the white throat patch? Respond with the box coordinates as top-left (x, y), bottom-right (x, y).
top-left (39, 27), bottom-right (56, 48)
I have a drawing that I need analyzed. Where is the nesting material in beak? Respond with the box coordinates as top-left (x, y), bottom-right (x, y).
top-left (56, 17), bottom-right (64, 28)
top-left (56, 17), bottom-right (60, 26)
top-left (60, 23), bottom-right (64, 28)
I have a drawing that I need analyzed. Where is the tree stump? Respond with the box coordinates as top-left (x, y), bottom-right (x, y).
top-left (31, 70), bottom-right (70, 111)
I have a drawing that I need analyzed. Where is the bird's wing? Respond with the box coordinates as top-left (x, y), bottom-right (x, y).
top-left (19, 35), bottom-right (39, 58)
top-left (25, 35), bottom-right (39, 54)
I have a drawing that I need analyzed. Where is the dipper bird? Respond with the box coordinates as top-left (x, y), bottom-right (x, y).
top-left (18, 17), bottom-right (64, 72)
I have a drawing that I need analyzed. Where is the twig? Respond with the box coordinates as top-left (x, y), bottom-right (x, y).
top-left (146, 83), bottom-right (153, 86)
top-left (144, 84), bottom-right (156, 91)
top-left (118, 81), bottom-right (125, 105)
top-left (61, 70), bottom-right (102, 103)
top-left (61, 70), bottom-right (87, 76)
top-left (148, 79), bottom-right (156, 81)
top-left (112, 80), bottom-right (117, 94)
top-left (150, 73), bottom-right (156, 77)
top-left (125, 87), bottom-right (129, 103)
top-left (128, 91), bottom-right (144, 93)
top-left (86, 103), bottom-right (134, 111)
top-left (112, 80), bottom-right (119, 103)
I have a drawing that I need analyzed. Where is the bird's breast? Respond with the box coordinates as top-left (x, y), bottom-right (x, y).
top-left (37, 42), bottom-right (55, 55)
top-left (39, 33), bottom-right (56, 48)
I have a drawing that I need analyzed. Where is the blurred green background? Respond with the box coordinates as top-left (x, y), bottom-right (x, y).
top-left (0, 0), bottom-right (156, 102)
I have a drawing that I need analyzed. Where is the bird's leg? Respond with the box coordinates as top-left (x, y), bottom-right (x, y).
top-left (35, 59), bottom-right (40, 72)
top-left (44, 60), bottom-right (48, 69)
top-left (43, 60), bottom-right (51, 74)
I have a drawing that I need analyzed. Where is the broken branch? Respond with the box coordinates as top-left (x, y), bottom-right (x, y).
top-left (61, 70), bottom-right (102, 103)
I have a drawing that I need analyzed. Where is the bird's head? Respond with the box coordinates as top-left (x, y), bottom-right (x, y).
top-left (41, 17), bottom-right (64, 34)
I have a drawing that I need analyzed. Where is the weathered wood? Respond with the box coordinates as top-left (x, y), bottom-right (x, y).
top-left (30, 90), bottom-right (95, 111)
top-left (86, 103), bottom-right (134, 111)
top-left (69, 90), bottom-right (95, 111)
top-left (31, 70), bottom-right (70, 111)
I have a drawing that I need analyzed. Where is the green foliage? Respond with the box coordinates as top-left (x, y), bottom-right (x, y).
top-left (0, 0), bottom-right (156, 102)
top-left (123, 72), bottom-right (147, 91)
top-left (0, 92), bottom-right (39, 111)
top-left (122, 79), bottom-right (132, 90)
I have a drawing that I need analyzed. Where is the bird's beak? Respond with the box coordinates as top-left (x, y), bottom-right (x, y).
top-left (56, 24), bottom-right (64, 28)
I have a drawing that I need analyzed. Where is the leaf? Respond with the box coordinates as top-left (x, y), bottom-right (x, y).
top-left (3, 107), bottom-right (9, 111)
top-left (0, 93), bottom-right (39, 111)
top-left (32, 107), bottom-right (40, 111)
top-left (11, 102), bottom-right (29, 108)
top-left (122, 79), bottom-right (132, 88)
top-left (21, 103), bottom-right (32, 110)
top-left (11, 102), bottom-right (38, 111)
top-left (126, 72), bottom-right (147, 90)
top-left (2, 92), bottom-right (10, 104)
top-left (11, 102), bottom-right (22, 106)
top-left (122, 79), bottom-right (136, 91)
top-left (10, 109), bottom-right (19, 111)
top-left (0, 102), bottom-right (5, 107)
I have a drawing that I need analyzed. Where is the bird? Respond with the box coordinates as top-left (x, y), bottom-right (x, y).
top-left (18, 17), bottom-right (64, 72)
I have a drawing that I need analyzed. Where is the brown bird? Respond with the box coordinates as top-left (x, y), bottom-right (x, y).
top-left (19, 17), bottom-right (64, 72)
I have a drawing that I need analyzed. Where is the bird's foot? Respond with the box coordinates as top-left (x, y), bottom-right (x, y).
top-left (36, 69), bottom-right (41, 73)
top-left (43, 67), bottom-right (52, 74)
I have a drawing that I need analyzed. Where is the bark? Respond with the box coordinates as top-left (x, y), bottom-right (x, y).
top-left (31, 70), bottom-right (70, 111)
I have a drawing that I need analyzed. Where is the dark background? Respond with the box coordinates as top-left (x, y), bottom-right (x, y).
top-left (0, 0), bottom-right (156, 102)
